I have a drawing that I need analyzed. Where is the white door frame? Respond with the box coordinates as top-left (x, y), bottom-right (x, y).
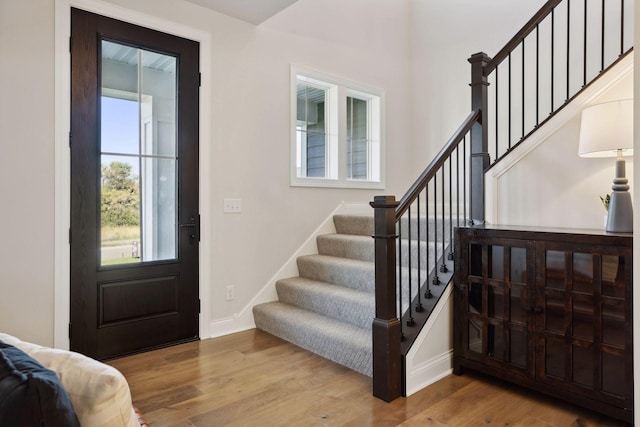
top-left (54, 0), bottom-right (212, 349)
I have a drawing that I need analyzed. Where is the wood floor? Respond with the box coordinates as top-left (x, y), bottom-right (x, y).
top-left (108, 329), bottom-right (628, 426)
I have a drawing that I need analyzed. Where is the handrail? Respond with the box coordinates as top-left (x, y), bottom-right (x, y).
top-left (395, 108), bottom-right (480, 219)
top-left (484, 0), bottom-right (562, 75)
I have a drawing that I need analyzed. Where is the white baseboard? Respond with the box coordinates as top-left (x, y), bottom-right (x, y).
top-left (206, 201), bottom-right (372, 338)
top-left (405, 350), bottom-right (454, 396)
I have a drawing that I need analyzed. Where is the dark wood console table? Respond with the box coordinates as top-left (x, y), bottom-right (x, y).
top-left (453, 225), bottom-right (632, 423)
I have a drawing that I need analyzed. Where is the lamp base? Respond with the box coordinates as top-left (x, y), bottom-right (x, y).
top-left (606, 191), bottom-right (633, 233)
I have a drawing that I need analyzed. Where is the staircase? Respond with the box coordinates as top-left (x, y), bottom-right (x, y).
top-left (257, 0), bottom-right (632, 402)
top-left (253, 214), bottom-right (375, 376)
top-left (253, 213), bottom-right (451, 376)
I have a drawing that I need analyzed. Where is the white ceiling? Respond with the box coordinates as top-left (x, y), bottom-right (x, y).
top-left (184, 0), bottom-right (300, 25)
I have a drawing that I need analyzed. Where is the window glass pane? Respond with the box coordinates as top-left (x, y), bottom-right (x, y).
top-left (292, 71), bottom-right (382, 187)
top-left (347, 96), bottom-right (368, 180)
top-left (296, 83), bottom-right (326, 178)
top-left (100, 39), bottom-right (178, 265)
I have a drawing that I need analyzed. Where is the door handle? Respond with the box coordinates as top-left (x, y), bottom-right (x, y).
top-left (180, 215), bottom-right (200, 241)
top-left (529, 307), bottom-right (543, 314)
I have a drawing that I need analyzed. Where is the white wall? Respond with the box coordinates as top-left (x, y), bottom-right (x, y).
top-left (491, 69), bottom-right (634, 229)
top-left (409, 0), bottom-right (547, 163)
top-left (0, 0), bottom-right (56, 345)
top-left (1, 0), bottom-right (417, 344)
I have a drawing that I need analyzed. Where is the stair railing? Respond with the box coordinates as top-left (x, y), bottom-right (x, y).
top-left (371, 110), bottom-right (477, 401)
top-left (484, 0), bottom-right (633, 168)
top-left (371, 0), bottom-right (633, 402)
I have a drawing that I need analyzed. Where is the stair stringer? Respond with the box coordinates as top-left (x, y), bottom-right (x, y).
top-left (208, 202), bottom-right (372, 338)
top-left (403, 281), bottom-right (454, 396)
top-left (485, 51), bottom-right (633, 225)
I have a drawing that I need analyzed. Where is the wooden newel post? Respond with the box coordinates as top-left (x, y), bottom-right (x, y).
top-left (370, 195), bottom-right (402, 401)
top-left (468, 52), bottom-right (491, 225)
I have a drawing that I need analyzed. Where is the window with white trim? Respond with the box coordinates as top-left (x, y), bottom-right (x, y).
top-left (291, 67), bottom-right (384, 189)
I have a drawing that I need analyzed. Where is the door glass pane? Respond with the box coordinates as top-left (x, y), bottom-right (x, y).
top-left (510, 328), bottom-right (526, 367)
top-left (469, 282), bottom-right (482, 314)
top-left (602, 255), bottom-right (624, 298)
top-left (602, 352), bottom-right (625, 396)
top-left (100, 155), bottom-right (140, 265)
top-left (510, 285), bottom-right (526, 323)
top-left (572, 295), bottom-right (593, 341)
top-left (572, 253), bottom-right (593, 293)
top-left (546, 250), bottom-right (565, 290)
top-left (602, 299), bottom-right (625, 347)
top-left (489, 245), bottom-right (504, 280)
top-left (510, 247), bottom-right (527, 284)
top-left (100, 39), bottom-right (178, 266)
top-left (488, 323), bottom-right (503, 360)
top-left (545, 337), bottom-right (565, 379)
top-left (469, 244), bottom-right (482, 276)
top-left (572, 345), bottom-right (593, 388)
top-left (468, 320), bottom-right (482, 354)
top-left (545, 293), bottom-right (564, 333)
top-left (488, 284), bottom-right (504, 319)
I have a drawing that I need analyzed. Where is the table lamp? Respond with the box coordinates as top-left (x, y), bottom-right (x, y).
top-left (578, 99), bottom-right (633, 233)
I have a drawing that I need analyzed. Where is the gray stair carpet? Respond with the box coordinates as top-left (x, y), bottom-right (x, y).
top-left (253, 214), bottom-right (452, 377)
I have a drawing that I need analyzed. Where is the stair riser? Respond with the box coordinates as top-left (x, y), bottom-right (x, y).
top-left (276, 280), bottom-right (374, 330)
top-left (333, 215), bottom-right (373, 236)
top-left (297, 256), bottom-right (374, 292)
top-left (317, 235), bottom-right (374, 262)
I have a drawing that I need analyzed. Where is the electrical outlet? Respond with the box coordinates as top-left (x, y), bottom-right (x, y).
top-left (223, 198), bottom-right (242, 213)
top-left (226, 285), bottom-right (234, 301)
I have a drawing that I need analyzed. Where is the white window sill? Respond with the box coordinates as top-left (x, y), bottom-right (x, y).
top-left (290, 177), bottom-right (385, 190)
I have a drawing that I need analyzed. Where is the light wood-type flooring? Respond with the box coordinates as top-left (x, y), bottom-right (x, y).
top-left (108, 329), bottom-right (627, 426)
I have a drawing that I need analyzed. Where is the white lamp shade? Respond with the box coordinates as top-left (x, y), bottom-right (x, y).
top-left (578, 99), bottom-right (633, 158)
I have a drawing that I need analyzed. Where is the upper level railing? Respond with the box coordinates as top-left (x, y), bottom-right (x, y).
top-left (485, 0), bottom-right (633, 167)
top-left (371, 0), bottom-right (633, 402)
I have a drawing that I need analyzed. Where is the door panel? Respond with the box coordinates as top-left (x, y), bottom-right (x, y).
top-left (70, 8), bottom-right (200, 359)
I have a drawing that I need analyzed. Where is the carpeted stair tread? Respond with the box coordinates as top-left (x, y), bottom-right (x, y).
top-left (333, 215), bottom-right (374, 236)
top-left (276, 277), bottom-right (374, 329)
top-left (253, 302), bottom-right (371, 376)
top-left (297, 254), bottom-right (374, 292)
top-left (317, 234), bottom-right (374, 262)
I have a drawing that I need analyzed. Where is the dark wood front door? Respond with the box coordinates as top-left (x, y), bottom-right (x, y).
top-left (70, 8), bottom-right (200, 359)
